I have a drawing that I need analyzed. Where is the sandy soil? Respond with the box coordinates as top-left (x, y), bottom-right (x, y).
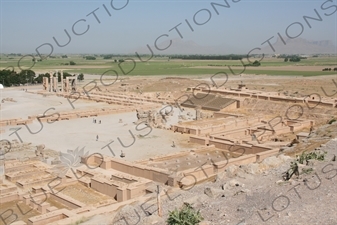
top-left (193, 65), bottom-right (337, 71)
top-left (56, 183), bottom-right (114, 205)
top-left (0, 200), bottom-right (40, 225)
top-left (1, 74), bottom-right (336, 162)
top-left (1, 74), bottom-right (336, 225)
top-left (110, 131), bottom-right (337, 225)
top-left (0, 87), bottom-right (201, 162)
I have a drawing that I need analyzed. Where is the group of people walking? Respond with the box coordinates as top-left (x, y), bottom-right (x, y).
top-left (93, 118), bottom-right (101, 124)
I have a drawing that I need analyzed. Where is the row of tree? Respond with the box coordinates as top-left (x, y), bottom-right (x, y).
top-left (60, 61), bottom-right (76, 65)
top-left (245, 60), bottom-right (261, 67)
top-left (0, 70), bottom-right (35, 87)
top-left (284, 56), bottom-right (302, 62)
top-left (0, 69), bottom-right (84, 87)
top-left (84, 56), bottom-right (96, 60)
top-left (277, 54), bottom-right (306, 62)
top-left (169, 54), bottom-right (246, 60)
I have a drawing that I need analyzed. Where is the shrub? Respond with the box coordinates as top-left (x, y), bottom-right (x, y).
top-left (85, 56), bottom-right (96, 60)
top-left (328, 118), bottom-right (336, 124)
top-left (167, 203), bottom-right (203, 225)
top-left (244, 60), bottom-right (261, 67)
top-left (282, 161), bottom-right (299, 181)
top-left (296, 151), bottom-right (326, 164)
top-left (302, 168), bottom-right (313, 174)
top-left (77, 73), bottom-right (84, 81)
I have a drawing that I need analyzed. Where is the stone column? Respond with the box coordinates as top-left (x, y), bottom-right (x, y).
top-left (0, 148), bottom-right (5, 184)
top-left (73, 75), bottom-right (77, 91)
top-left (61, 70), bottom-right (64, 92)
top-left (55, 70), bottom-right (58, 92)
top-left (53, 77), bottom-right (58, 92)
top-left (66, 77), bottom-right (70, 92)
top-left (49, 71), bottom-right (53, 92)
top-left (196, 108), bottom-right (201, 120)
top-left (43, 77), bottom-right (49, 91)
top-left (157, 185), bottom-right (162, 217)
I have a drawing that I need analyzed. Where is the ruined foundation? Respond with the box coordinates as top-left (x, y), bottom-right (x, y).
top-left (0, 83), bottom-right (336, 225)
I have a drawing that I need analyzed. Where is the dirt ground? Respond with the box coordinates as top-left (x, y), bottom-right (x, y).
top-left (0, 200), bottom-right (40, 225)
top-left (108, 122), bottom-right (337, 225)
top-left (55, 183), bottom-right (114, 205)
top-left (193, 65), bottom-right (335, 71)
top-left (1, 73), bottom-right (336, 225)
top-left (91, 74), bottom-right (337, 97)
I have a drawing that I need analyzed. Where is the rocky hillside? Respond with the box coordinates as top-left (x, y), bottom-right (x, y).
top-left (81, 122), bottom-right (337, 225)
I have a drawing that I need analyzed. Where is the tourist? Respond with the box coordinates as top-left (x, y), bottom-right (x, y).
top-left (96, 135), bottom-right (99, 141)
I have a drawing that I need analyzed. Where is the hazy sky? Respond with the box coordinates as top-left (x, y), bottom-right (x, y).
top-left (1, 0), bottom-right (336, 54)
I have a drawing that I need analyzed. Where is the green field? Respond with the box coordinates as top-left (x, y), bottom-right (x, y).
top-left (0, 54), bottom-right (336, 77)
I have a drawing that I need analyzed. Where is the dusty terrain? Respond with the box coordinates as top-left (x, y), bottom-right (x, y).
top-left (1, 73), bottom-right (336, 225)
top-left (2, 73), bottom-right (336, 162)
top-left (89, 74), bottom-right (337, 97)
top-left (96, 122), bottom-right (337, 225)
top-left (194, 65), bottom-right (333, 71)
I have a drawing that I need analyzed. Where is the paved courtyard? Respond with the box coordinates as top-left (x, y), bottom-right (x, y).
top-left (0, 87), bottom-right (199, 162)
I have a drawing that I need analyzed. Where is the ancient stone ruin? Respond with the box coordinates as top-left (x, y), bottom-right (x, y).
top-left (0, 81), bottom-right (336, 225)
top-left (42, 70), bottom-right (77, 93)
top-left (136, 109), bottom-right (173, 128)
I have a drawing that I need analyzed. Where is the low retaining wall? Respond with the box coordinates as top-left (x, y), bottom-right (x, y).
top-left (214, 154), bottom-right (257, 173)
top-left (85, 156), bottom-right (171, 185)
top-left (27, 209), bottom-right (76, 225)
top-left (0, 192), bottom-right (19, 204)
top-left (49, 192), bottom-right (85, 209)
top-left (256, 149), bottom-right (280, 162)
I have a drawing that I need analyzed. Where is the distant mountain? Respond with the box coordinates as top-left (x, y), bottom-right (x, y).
top-left (134, 37), bottom-right (336, 55)
top-left (261, 37), bottom-right (336, 54)
top-left (134, 38), bottom-right (228, 55)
